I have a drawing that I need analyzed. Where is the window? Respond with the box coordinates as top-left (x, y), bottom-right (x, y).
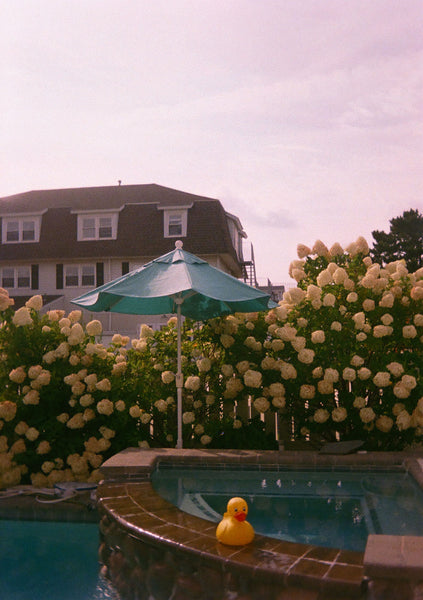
top-left (82, 218), bottom-right (96, 239)
top-left (64, 264), bottom-right (95, 287)
top-left (81, 265), bottom-right (95, 286)
top-left (77, 213), bottom-right (117, 240)
top-left (99, 217), bottom-right (112, 238)
top-left (2, 216), bottom-right (40, 243)
top-left (2, 267), bottom-right (15, 288)
top-left (6, 221), bottom-right (19, 242)
top-left (17, 267), bottom-right (31, 288)
top-left (22, 221), bottom-right (35, 241)
top-left (1, 266), bottom-right (31, 288)
top-left (164, 209), bottom-right (188, 238)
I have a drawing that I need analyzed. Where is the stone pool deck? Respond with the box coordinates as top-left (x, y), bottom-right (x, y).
top-left (97, 448), bottom-right (423, 600)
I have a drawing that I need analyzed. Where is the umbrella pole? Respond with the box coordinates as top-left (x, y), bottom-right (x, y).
top-left (175, 298), bottom-right (183, 449)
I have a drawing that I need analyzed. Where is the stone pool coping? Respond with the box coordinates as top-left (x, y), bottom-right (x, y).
top-left (98, 449), bottom-right (423, 598)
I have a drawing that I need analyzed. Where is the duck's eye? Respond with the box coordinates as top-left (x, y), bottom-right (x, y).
top-left (234, 508), bottom-right (238, 512)
top-left (243, 507), bottom-right (246, 511)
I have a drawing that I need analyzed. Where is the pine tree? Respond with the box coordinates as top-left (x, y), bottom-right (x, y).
top-left (371, 209), bottom-right (423, 272)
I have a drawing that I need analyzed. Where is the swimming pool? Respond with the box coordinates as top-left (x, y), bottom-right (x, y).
top-left (151, 465), bottom-right (423, 552)
top-left (0, 519), bottom-right (119, 600)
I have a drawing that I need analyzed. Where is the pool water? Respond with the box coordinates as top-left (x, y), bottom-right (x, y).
top-left (152, 466), bottom-right (423, 551)
top-left (0, 519), bottom-right (119, 600)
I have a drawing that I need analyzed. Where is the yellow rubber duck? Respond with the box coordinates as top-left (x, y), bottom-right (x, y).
top-left (216, 497), bottom-right (255, 546)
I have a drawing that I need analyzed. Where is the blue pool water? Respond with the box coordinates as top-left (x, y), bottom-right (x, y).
top-left (152, 466), bottom-right (423, 551)
top-left (0, 520), bottom-right (119, 600)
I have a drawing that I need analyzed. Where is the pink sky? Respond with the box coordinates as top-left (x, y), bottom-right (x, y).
top-left (1, 0), bottom-right (422, 285)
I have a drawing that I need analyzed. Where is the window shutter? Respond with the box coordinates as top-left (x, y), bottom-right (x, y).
top-left (122, 261), bottom-right (129, 275)
top-left (31, 264), bottom-right (39, 290)
top-left (96, 262), bottom-right (104, 286)
top-left (56, 264), bottom-right (63, 289)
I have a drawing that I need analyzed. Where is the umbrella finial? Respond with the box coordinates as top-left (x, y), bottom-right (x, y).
top-left (175, 240), bottom-right (183, 249)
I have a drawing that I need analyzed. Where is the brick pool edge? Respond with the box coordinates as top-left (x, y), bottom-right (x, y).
top-left (97, 449), bottom-right (423, 600)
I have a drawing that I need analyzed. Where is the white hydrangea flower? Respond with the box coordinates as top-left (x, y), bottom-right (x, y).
top-left (318, 380), bottom-right (333, 395)
top-left (311, 330), bottom-right (325, 344)
top-left (25, 295), bottom-right (43, 311)
top-left (393, 383), bottom-right (410, 399)
top-left (221, 364), bottom-right (234, 377)
top-left (373, 372), bottom-right (391, 387)
top-left (291, 336), bottom-right (306, 351)
top-left (182, 411), bottom-right (195, 425)
top-left (352, 312), bottom-right (366, 329)
top-left (161, 371), bottom-right (175, 384)
top-left (329, 242), bottom-right (344, 256)
top-left (12, 307), bottom-right (33, 327)
top-left (312, 240), bottom-right (329, 257)
top-left (350, 355), bottom-right (364, 367)
top-left (299, 384), bottom-right (315, 399)
top-left (154, 399), bottom-right (168, 413)
top-left (297, 244), bottom-right (311, 259)
top-left (403, 325), bottom-right (417, 339)
top-left (386, 362), bottom-right (404, 377)
top-left (402, 374), bottom-right (417, 390)
top-left (314, 409), bottom-right (329, 423)
top-left (332, 407), bottom-right (347, 422)
top-left (379, 293), bottom-right (395, 308)
top-left (343, 368), bottom-right (356, 381)
top-left (254, 397), bottom-right (270, 413)
top-left (396, 410), bottom-right (411, 431)
top-left (333, 267), bottom-right (348, 284)
top-left (316, 269), bottom-right (333, 287)
top-left (373, 325), bottom-right (393, 338)
top-left (272, 396), bottom-right (286, 408)
top-left (324, 368), bottom-right (339, 383)
top-left (86, 320), bottom-right (103, 336)
top-left (244, 369), bottom-right (262, 388)
top-left (269, 382), bottom-right (285, 397)
top-left (353, 397), bottom-right (366, 409)
top-left (284, 288), bottom-right (306, 305)
top-left (297, 348), bottom-right (315, 364)
top-left (292, 269), bottom-right (307, 282)
top-left (362, 299), bottom-right (375, 311)
top-left (376, 415), bottom-right (394, 433)
top-left (331, 321), bottom-right (342, 332)
top-left (184, 376), bottom-right (201, 391)
top-left (306, 285), bottom-right (322, 301)
top-left (360, 407), bottom-right (376, 423)
top-left (323, 293), bottom-right (336, 307)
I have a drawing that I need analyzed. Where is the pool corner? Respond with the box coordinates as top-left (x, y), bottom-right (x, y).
top-left (97, 448), bottom-right (423, 600)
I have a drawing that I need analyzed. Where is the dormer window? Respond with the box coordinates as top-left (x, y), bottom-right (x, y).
top-left (163, 209), bottom-right (188, 238)
top-left (2, 216), bottom-right (41, 243)
top-left (77, 212), bottom-right (118, 241)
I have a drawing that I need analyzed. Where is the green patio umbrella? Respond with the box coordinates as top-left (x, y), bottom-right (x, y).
top-left (71, 241), bottom-right (275, 448)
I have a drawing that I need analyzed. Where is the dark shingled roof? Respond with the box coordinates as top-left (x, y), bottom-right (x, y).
top-left (0, 184), bottom-right (243, 275)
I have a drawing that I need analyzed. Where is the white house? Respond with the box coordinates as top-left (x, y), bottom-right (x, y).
top-left (0, 183), bottom-right (255, 339)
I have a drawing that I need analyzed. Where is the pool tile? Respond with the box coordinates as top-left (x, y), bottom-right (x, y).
top-left (306, 546), bottom-right (340, 562)
top-left (326, 563), bottom-right (364, 583)
top-left (337, 549), bottom-right (364, 566)
top-left (288, 557), bottom-right (332, 588)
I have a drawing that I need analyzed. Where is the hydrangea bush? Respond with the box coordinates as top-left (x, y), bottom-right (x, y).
top-left (202, 237), bottom-right (423, 450)
top-left (0, 236), bottom-right (422, 488)
top-left (0, 293), bottom-right (144, 489)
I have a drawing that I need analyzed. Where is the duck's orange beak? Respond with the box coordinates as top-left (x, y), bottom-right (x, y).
top-left (234, 512), bottom-right (246, 522)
